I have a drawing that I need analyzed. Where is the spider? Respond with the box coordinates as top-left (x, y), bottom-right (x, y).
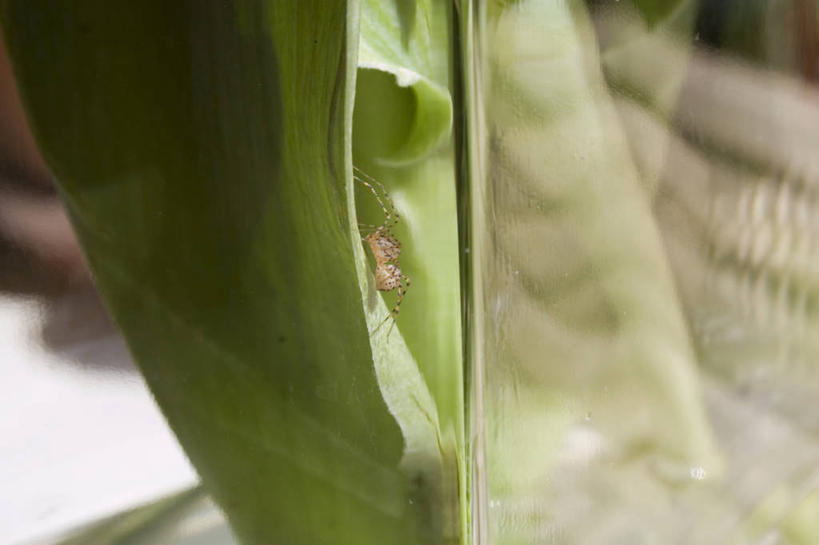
top-left (354, 166), bottom-right (411, 336)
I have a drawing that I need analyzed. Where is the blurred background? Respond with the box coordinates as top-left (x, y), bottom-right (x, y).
top-left (479, 0), bottom-right (819, 543)
top-left (0, 28), bottom-right (205, 544)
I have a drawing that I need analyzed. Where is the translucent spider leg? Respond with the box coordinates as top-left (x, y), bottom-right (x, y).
top-left (353, 166), bottom-right (400, 230)
top-left (372, 274), bottom-right (410, 339)
top-left (357, 223), bottom-right (379, 238)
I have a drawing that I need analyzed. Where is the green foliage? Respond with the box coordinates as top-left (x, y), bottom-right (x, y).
top-left (0, 1), bottom-right (456, 544)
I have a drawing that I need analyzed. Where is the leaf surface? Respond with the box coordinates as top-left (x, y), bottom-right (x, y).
top-left (0, 2), bottom-right (452, 543)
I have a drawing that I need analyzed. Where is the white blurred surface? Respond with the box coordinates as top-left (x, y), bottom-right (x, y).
top-left (0, 295), bottom-right (198, 545)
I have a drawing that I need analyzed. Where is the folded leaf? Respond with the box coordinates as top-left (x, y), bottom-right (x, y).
top-left (1, 2), bottom-right (452, 544)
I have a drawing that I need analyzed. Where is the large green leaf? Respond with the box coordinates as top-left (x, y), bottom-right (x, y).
top-left (1, 2), bottom-right (453, 544)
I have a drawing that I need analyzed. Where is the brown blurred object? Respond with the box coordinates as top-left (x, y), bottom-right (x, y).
top-left (795, 0), bottom-right (818, 81)
top-left (0, 28), bottom-right (126, 370)
top-left (0, 27), bottom-right (89, 294)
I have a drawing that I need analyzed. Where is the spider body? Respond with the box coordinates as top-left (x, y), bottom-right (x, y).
top-left (365, 228), bottom-right (402, 270)
top-left (355, 167), bottom-right (411, 335)
top-left (367, 232), bottom-right (403, 291)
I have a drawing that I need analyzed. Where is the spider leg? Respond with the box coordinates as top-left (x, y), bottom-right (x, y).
top-left (353, 167), bottom-right (400, 229)
top-left (357, 183), bottom-right (398, 230)
top-left (357, 223), bottom-right (378, 238)
top-left (370, 275), bottom-right (409, 340)
top-left (384, 275), bottom-right (410, 339)
top-left (371, 312), bottom-right (394, 336)
top-left (385, 316), bottom-right (397, 339)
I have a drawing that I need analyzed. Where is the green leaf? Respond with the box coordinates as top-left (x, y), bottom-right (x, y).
top-left (1, 2), bottom-right (454, 544)
top-left (357, 0), bottom-right (452, 165)
top-left (352, 0), bottom-right (464, 539)
top-left (53, 488), bottom-right (232, 545)
top-left (354, 0), bottom-right (462, 433)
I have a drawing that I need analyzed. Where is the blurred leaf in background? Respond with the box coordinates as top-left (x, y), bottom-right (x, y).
top-left (466, 0), bottom-right (819, 543)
